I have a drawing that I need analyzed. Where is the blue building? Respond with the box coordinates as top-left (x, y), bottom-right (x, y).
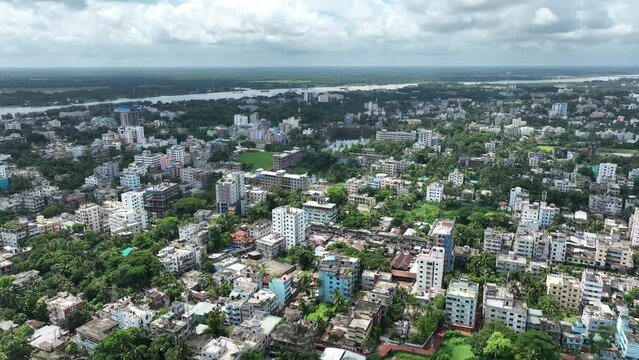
top-left (268, 274), bottom-right (292, 307)
top-left (0, 178), bottom-right (9, 191)
top-left (617, 314), bottom-right (639, 359)
top-left (119, 172), bottom-right (141, 189)
top-left (429, 219), bottom-right (455, 269)
top-left (318, 255), bottom-right (361, 303)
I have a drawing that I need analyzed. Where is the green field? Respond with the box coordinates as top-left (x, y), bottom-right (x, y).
top-left (237, 151), bottom-right (274, 170)
top-left (392, 338), bottom-right (474, 360)
top-left (536, 145), bottom-right (554, 153)
top-left (599, 148), bottom-right (639, 155)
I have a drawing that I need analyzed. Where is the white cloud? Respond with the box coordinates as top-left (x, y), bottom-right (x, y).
top-left (533, 7), bottom-right (559, 26)
top-left (0, 0), bottom-right (637, 66)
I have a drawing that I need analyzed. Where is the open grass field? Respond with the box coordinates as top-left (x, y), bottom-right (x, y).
top-left (599, 147), bottom-right (639, 155)
top-left (392, 338), bottom-right (474, 360)
top-left (536, 145), bottom-right (554, 153)
top-left (237, 151), bottom-right (274, 170)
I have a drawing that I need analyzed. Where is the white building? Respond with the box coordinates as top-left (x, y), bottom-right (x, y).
top-left (233, 114), bottom-right (249, 126)
top-left (509, 187), bottom-right (529, 212)
top-left (445, 278), bottom-right (479, 328)
top-left (157, 241), bottom-right (202, 275)
top-left (76, 203), bottom-right (102, 232)
top-left (120, 172), bottom-right (141, 189)
top-left (426, 182), bottom-right (444, 203)
top-left (414, 246), bottom-right (445, 291)
top-left (200, 337), bottom-right (246, 360)
top-left (597, 163), bottom-right (617, 183)
top-left (271, 206), bottom-right (306, 250)
top-left (100, 297), bottom-right (155, 330)
top-left (629, 207), bottom-right (639, 246)
top-left (216, 172), bottom-right (246, 215)
top-left (121, 191), bottom-right (146, 211)
top-left (483, 283), bottom-right (527, 333)
top-left (581, 269), bottom-right (604, 305)
top-left (302, 200), bottom-right (337, 224)
top-left (415, 129), bottom-right (439, 149)
top-left (447, 169), bottom-right (464, 187)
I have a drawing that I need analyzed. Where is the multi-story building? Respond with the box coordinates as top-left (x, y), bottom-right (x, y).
top-left (426, 182), bottom-right (444, 203)
top-left (119, 171), bottom-right (141, 189)
top-left (597, 162), bottom-right (617, 183)
top-left (546, 274), bottom-right (581, 313)
top-left (580, 269), bottom-right (604, 305)
top-left (272, 148), bottom-right (304, 171)
top-left (509, 187), bottom-right (529, 213)
top-left (582, 303), bottom-right (615, 334)
top-left (445, 277), bottom-right (479, 328)
top-left (100, 297), bottom-right (155, 330)
top-left (76, 203), bottom-right (102, 232)
top-left (271, 206), bottom-right (306, 250)
top-left (47, 292), bottom-right (84, 325)
top-left (318, 255), bottom-right (361, 302)
top-left (201, 337), bottom-right (247, 360)
top-left (115, 106), bottom-right (141, 127)
top-left (447, 169), bottom-right (464, 187)
top-left (375, 130), bottom-right (416, 142)
top-left (496, 252), bottom-right (527, 273)
top-left (144, 183), bottom-right (180, 217)
top-left (549, 232), bottom-right (567, 262)
top-left (548, 102), bottom-right (568, 118)
top-left (616, 313), bottom-right (639, 359)
top-left (303, 200), bottom-right (337, 224)
top-left (74, 317), bottom-right (119, 353)
top-left (483, 228), bottom-right (511, 254)
top-left (255, 234), bottom-right (285, 259)
top-left (415, 129), bottom-right (440, 148)
top-left (414, 246), bottom-right (445, 291)
top-left (483, 283), bottom-right (527, 333)
top-left (589, 194), bottom-right (623, 216)
top-left (595, 235), bottom-right (633, 269)
top-left (429, 219), bottom-right (455, 269)
top-left (629, 207), bottom-right (639, 246)
top-left (157, 241), bottom-right (202, 275)
top-left (215, 172), bottom-right (246, 215)
top-left (134, 150), bottom-right (162, 169)
top-left (109, 208), bottom-right (148, 236)
top-left (269, 275), bottom-right (292, 308)
top-left (253, 170), bottom-right (308, 191)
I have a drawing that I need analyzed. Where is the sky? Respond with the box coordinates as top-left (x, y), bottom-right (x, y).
top-left (0, 0), bottom-right (638, 67)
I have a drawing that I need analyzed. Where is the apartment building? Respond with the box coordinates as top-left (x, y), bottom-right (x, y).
top-left (47, 292), bottom-right (84, 325)
top-left (597, 162), bottom-right (617, 183)
top-left (375, 130), bottom-right (417, 142)
top-left (76, 203), bottom-right (102, 232)
top-left (581, 270), bottom-right (604, 305)
top-left (254, 170), bottom-right (308, 191)
top-left (157, 241), bottom-right (202, 275)
top-left (100, 297), bottom-right (155, 330)
top-left (414, 246), bottom-right (445, 291)
top-left (445, 277), bottom-right (479, 328)
top-left (255, 234), bottom-right (285, 259)
top-left (426, 182), bottom-right (444, 203)
top-left (303, 199), bottom-right (337, 224)
top-left (483, 228), bottom-right (512, 255)
top-left (483, 283), bottom-right (528, 333)
top-left (271, 206), bottom-right (306, 250)
top-left (318, 255), bottom-right (361, 302)
top-left (589, 194), bottom-right (623, 216)
top-left (546, 274), bottom-right (581, 313)
top-left (144, 183), bottom-right (180, 217)
top-left (272, 148), bottom-right (304, 171)
top-left (215, 172), bottom-right (246, 215)
top-left (429, 219), bottom-right (455, 269)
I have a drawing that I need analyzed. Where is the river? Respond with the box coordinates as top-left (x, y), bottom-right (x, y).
top-left (0, 83), bottom-right (418, 116)
top-left (2, 73), bottom-right (639, 116)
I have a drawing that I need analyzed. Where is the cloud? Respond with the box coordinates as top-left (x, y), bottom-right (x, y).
top-left (533, 7), bottom-right (559, 26)
top-left (0, 0), bottom-right (637, 66)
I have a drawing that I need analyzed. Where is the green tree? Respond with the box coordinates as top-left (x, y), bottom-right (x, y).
top-left (93, 327), bottom-right (155, 360)
top-left (467, 252), bottom-right (497, 284)
top-left (513, 330), bottom-right (560, 360)
top-left (39, 205), bottom-right (63, 218)
top-left (326, 185), bottom-right (348, 206)
top-left (537, 295), bottom-right (560, 319)
top-left (469, 321), bottom-right (517, 356)
top-left (171, 197), bottom-right (206, 218)
top-left (203, 309), bottom-right (229, 337)
top-left (483, 332), bottom-right (514, 359)
top-left (288, 246), bottom-right (316, 270)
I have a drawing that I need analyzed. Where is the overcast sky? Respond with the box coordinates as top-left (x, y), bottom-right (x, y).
top-left (1, 0), bottom-right (638, 67)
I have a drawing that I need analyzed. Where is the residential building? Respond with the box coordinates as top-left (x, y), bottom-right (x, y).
top-left (76, 203), bottom-right (102, 232)
top-left (546, 274), bottom-right (581, 313)
top-left (47, 292), bottom-right (84, 325)
top-left (448, 169), bottom-right (464, 186)
top-left (589, 194), bottom-right (623, 216)
top-left (200, 337), bottom-right (246, 360)
top-left (74, 317), bottom-right (118, 353)
top-left (445, 278), bottom-right (479, 328)
top-left (483, 228), bottom-right (510, 254)
top-left (271, 206), bottom-right (306, 250)
top-left (429, 219), bottom-right (455, 269)
top-left (414, 246), bottom-right (445, 291)
top-left (318, 255), bottom-right (361, 302)
top-left (581, 269), bottom-right (604, 305)
top-left (496, 252), bottom-right (527, 273)
top-left (157, 241), bottom-right (202, 275)
top-left (426, 182), bottom-right (444, 203)
top-left (268, 275), bottom-right (292, 308)
top-left (597, 163), bottom-right (617, 183)
top-left (253, 170), bottom-right (308, 191)
top-left (581, 303), bottom-right (615, 334)
top-left (415, 129), bottom-right (439, 148)
top-left (616, 313), bottom-right (639, 359)
top-left (375, 130), bottom-right (416, 142)
top-left (272, 148), bottom-right (304, 171)
top-left (101, 297), bottom-right (155, 329)
top-left (215, 172), bottom-right (246, 215)
top-left (144, 183), bottom-right (180, 217)
top-left (255, 234), bottom-right (285, 259)
top-left (303, 199), bottom-right (337, 224)
top-left (629, 207), bottom-right (639, 246)
top-left (483, 283), bottom-right (527, 333)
